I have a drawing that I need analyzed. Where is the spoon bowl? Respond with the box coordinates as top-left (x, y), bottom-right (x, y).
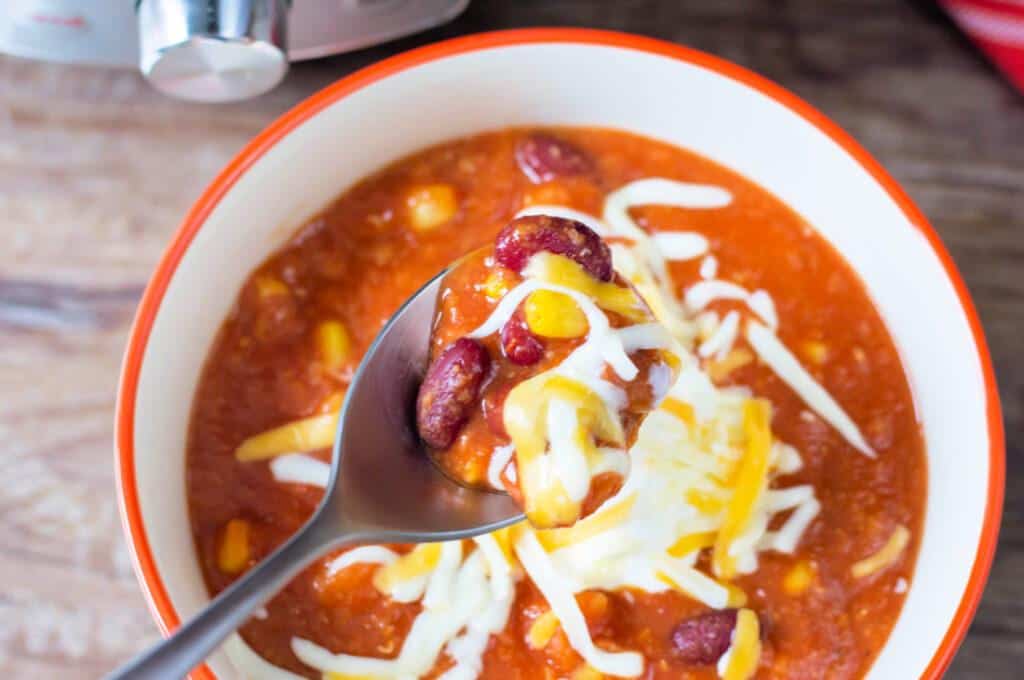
top-left (107, 267), bottom-right (524, 680)
top-left (330, 270), bottom-right (524, 538)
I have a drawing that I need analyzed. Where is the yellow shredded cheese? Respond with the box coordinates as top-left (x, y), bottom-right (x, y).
top-left (851, 525), bottom-right (910, 578)
top-left (713, 400), bottom-right (772, 579)
top-left (667, 531), bottom-right (716, 558)
top-left (722, 608), bottom-right (761, 680)
top-left (662, 397), bottom-right (695, 427)
top-left (707, 348), bottom-right (754, 383)
top-left (538, 494), bottom-right (637, 551)
top-left (235, 413), bottom-right (338, 461)
top-left (372, 544), bottom-right (443, 594)
top-left (726, 583), bottom-right (748, 608)
top-left (686, 489), bottom-right (726, 516)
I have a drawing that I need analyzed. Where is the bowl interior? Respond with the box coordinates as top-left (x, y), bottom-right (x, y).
top-left (120, 36), bottom-right (994, 679)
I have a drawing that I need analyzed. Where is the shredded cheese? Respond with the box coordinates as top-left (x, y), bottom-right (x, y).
top-left (515, 532), bottom-right (644, 677)
top-left (239, 176), bottom-right (883, 680)
top-left (235, 413), bottom-right (338, 461)
top-left (327, 546), bottom-right (398, 577)
top-left (746, 321), bottom-right (875, 457)
top-left (719, 609), bottom-right (761, 680)
top-left (712, 400), bottom-right (772, 579)
top-left (851, 525), bottom-right (910, 578)
top-left (269, 454), bottom-right (330, 488)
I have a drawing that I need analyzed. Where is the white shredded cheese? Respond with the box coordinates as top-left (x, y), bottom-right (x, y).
top-left (224, 635), bottom-right (306, 680)
top-left (515, 532), bottom-right (644, 677)
top-left (230, 177), bottom-right (880, 680)
top-left (747, 289), bottom-right (778, 329)
top-left (326, 545), bottom-right (399, 577)
top-left (651, 231), bottom-right (709, 261)
top-left (700, 255), bottom-right (719, 279)
top-left (698, 310), bottom-right (740, 360)
top-left (684, 280), bottom-right (750, 311)
top-left (746, 321), bottom-right (875, 457)
top-left (487, 444), bottom-right (515, 491)
top-left (269, 454), bottom-right (330, 488)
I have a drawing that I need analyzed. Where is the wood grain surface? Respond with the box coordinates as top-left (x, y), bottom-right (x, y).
top-left (1, 1), bottom-right (1020, 677)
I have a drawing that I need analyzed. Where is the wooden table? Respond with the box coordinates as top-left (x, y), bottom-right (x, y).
top-left (0, 1), bottom-right (1019, 677)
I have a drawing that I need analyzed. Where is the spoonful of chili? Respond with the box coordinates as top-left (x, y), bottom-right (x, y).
top-left (106, 267), bottom-right (524, 680)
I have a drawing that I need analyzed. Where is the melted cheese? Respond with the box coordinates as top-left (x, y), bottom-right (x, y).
top-left (719, 608), bottom-right (761, 680)
top-left (486, 444), bottom-right (515, 491)
top-left (242, 176), bottom-right (883, 680)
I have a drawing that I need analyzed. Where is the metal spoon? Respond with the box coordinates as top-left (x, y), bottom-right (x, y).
top-left (107, 269), bottom-right (525, 679)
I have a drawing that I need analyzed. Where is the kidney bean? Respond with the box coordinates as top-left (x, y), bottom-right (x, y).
top-left (416, 338), bottom-right (490, 449)
top-left (494, 215), bottom-right (612, 282)
top-left (515, 133), bottom-right (594, 183)
top-left (671, 609), bottom-right (739, 665)
top-left (500, 311), bottom-right (545, 365)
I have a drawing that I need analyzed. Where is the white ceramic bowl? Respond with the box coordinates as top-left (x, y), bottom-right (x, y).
top-left (115, 29), bottom-right (1004, 680)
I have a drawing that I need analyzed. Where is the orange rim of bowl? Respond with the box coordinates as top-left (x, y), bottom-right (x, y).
top-left (115, 28), bottom-right (1005, 680)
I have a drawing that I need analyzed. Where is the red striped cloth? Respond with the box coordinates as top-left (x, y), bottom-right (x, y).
top-left (941, 0), bottom-right (1024, 92)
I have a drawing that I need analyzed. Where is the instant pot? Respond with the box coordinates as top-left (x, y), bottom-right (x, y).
top-left (0, 0), bottom-right (469, 101)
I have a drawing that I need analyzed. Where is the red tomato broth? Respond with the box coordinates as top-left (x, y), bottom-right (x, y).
top-left (185, 127), bottom-right (925, 678)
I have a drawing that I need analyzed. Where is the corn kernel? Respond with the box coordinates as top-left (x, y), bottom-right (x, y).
top-left (526, 610), bottom-right (560, 649)
top-left (218, 519), bottom-right (251, 574)
top-left (802, 340), bottom-right (829, 365)
top-left (254, 275), bottom-right (289, 299)
top-left (726, 583), bottom-right (749, 607)
top-left (316, 320), bottom-right (352, 370)
top-left (524, 290), bottom-right (588, 338)
top-left (481, 270), bottom-right (512, 302)
top-left (406, 184), bottom-right (457, 231)
top-left (783, 560), bottom-right (816, 595)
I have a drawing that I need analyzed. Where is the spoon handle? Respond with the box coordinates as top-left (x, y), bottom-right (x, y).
top-left (106, 518), bottom-right (342, 680)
